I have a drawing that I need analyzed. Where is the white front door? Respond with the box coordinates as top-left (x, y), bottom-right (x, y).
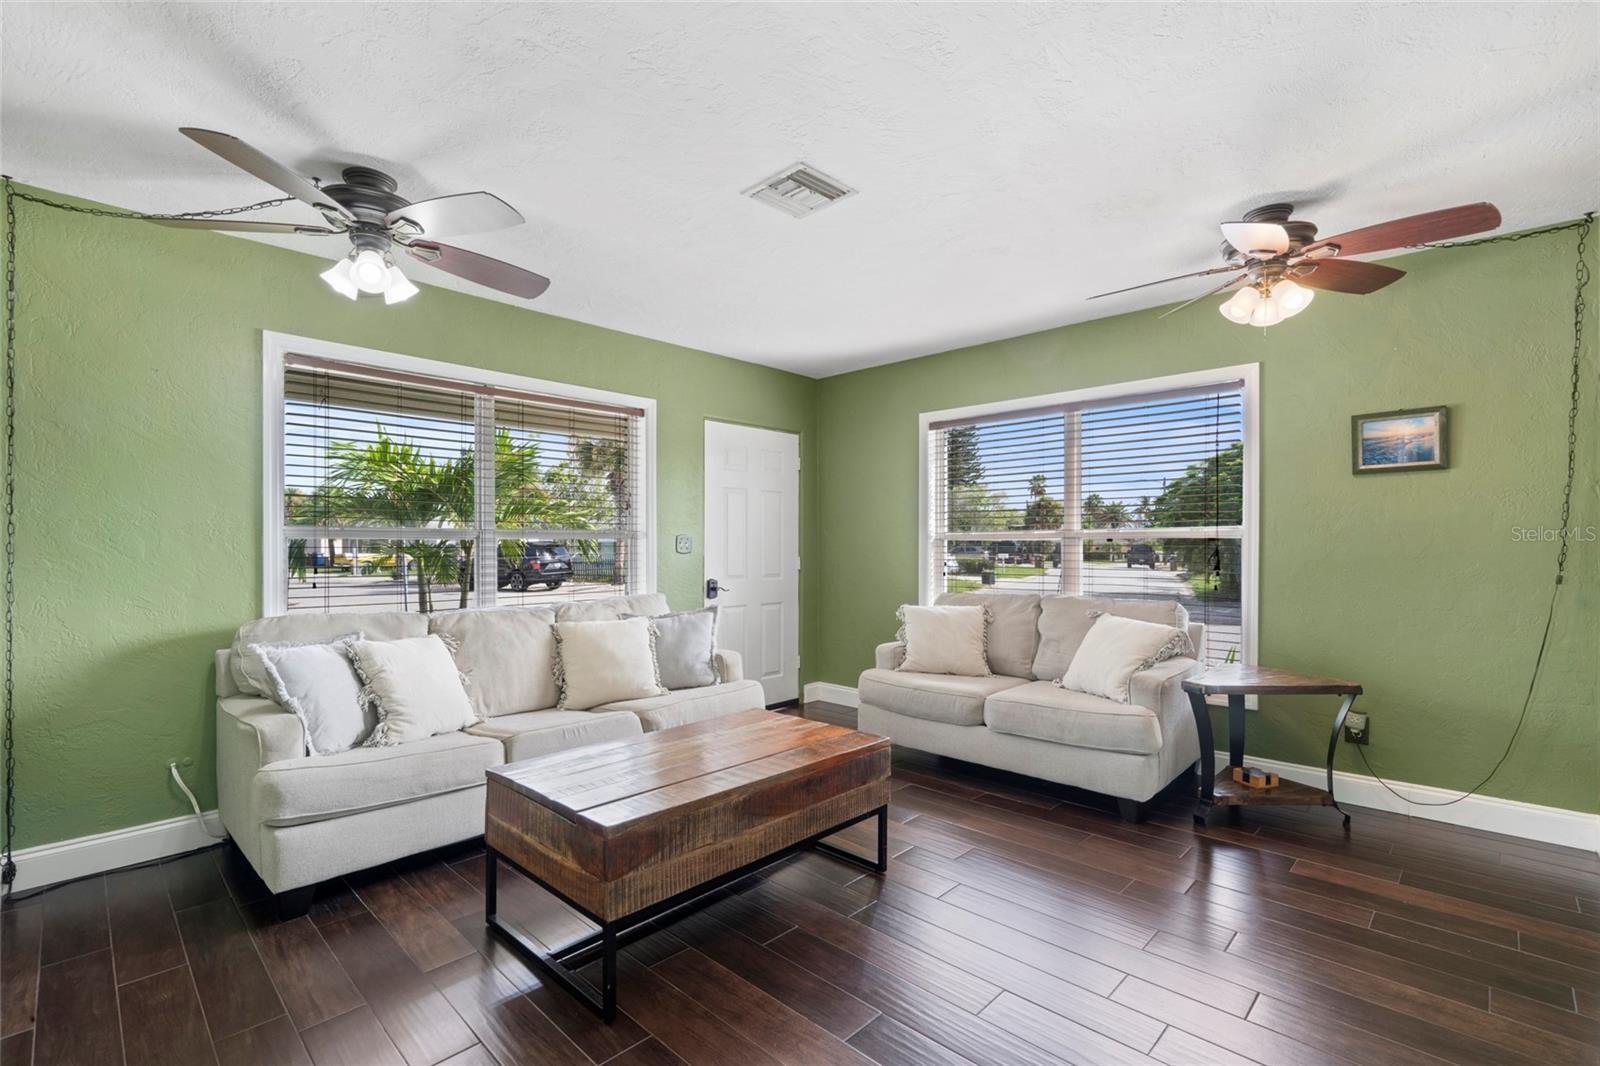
top-left (704, 421), bottom-right (800, 705)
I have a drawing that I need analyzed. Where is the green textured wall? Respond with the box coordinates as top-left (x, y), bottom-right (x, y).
top-left (4, 185), bottom-right (1596, 852)
top-left (2, 185), bottom-right (817, 848)
top-left (814, 231), bottom-right (1599, 814)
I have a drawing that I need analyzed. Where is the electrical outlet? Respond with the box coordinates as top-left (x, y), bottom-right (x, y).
top-left (675, 534), bottom-right (693, 554)
top-left (1344, 711), bottom-right (1370, 745)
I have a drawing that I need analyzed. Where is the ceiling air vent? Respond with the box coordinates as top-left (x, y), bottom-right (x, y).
top-left (743, 162), bottom-right (856, 218)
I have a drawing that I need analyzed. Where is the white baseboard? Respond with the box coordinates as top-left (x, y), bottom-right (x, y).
top-left (10, 811), bottom-right (228, 893)
top-left (804, 681), bottom-right (860, 708)
top-left (1220, 752), bottom-right (1599, 854)
top-left (799, 681), bottom-right (1596, 853)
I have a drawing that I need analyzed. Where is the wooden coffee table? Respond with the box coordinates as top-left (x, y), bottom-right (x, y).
top-left (483, 709), bottom-right (891, 1021)
top-left (1184, 664), bottom-right (1364, 829)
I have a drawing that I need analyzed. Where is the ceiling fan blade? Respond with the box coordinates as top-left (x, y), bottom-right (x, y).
top-left (179, 127), bottom-right (355, 221)
top-left (149, 218), bottom-right (345, 235)
top-left (1220, 221), bottom-right (1291, 259)
top-left (1157, 273), bottom-right (1247, 319)
top-left (1293, 257), bottom-right (1405, 294)
top-left (1301, 202), bottom-right (1500, 258)
top-left (1087, 265), bottom-right (1242, 300)
top-left (385, 192), bottom-right (525, 238)
top-left (404, 240), bottom-right (551, 299)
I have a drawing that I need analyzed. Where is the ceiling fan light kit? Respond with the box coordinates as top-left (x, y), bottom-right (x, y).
top-left (1095, 201), bottom-right (1502, 327)
top-left (162, 128), bottom-right (550, 307)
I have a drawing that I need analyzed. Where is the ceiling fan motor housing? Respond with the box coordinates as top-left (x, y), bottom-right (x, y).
top-left (323, 166), bottom-right (409, 250)
top-left (1221, 203), bottom-right (1319, 262)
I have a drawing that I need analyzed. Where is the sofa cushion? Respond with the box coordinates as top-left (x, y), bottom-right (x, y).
top-left (1032, 596), bottom-right (1190, 681)
top-left (984, 680), bottom-right (1163, 755)
top-left (430, 607), bottom-right (558, 717)
top-left (231, 611), bottom-right (428, 697)
top-left (467, 708), bottom-right (642, 762)
top-left (556, 592), bottom-right (669, 622)
top-left (858, 669), bottom-right (1028, 727)
top-left (599, 679), bottom-right (765, 732)
top-left (253, 731), bottom-right (503, 827)
top-left (934, 592), bottom-right (1041, 678)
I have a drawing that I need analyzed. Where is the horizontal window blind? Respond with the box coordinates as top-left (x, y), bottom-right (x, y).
top-left (928, 382), bottom-right (1247, 666)
top-left (281, 357), bottom-right (646, 614)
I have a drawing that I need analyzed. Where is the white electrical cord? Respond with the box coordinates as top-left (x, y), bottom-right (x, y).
top-left (169, 762), bottom-right (227, 839)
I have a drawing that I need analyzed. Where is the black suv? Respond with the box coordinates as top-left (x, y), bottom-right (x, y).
top-left (498, 542), bottom-right (574, 591)
top-left (1125, 543), bottom-right (1159, 568)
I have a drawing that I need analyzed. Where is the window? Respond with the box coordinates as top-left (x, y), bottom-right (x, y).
top-left (265, 334), bottom-right (652, 615)
top-left (923, 367), bottom-right (1256, 667)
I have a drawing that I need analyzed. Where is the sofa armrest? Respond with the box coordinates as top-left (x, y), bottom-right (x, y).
top-left (715, 648), bottom-right (744, 683)
top-left (1128, 657), bottom-right (1200, 715)
top-left (875, 641), bottom-right (906, 671)
top-left (218, 696), bottom-right (307, 769)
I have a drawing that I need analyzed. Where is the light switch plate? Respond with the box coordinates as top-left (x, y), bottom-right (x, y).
top-left (675, 534), bottom-right (693, 554)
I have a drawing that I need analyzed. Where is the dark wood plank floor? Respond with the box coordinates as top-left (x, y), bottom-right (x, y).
top-left (4, 702), bottom-right (1597, 1066)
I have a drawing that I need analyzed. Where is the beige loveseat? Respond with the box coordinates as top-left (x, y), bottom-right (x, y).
top-left (215, 594), bottom-right (763, 912)
top-left (858, 591), bottom-right (1204, 820)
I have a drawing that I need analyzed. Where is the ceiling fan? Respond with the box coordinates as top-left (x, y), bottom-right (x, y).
top-left (1090, 201), bottom-right (1501, 326)
top-left (152, 128), bottom-right (550, 305)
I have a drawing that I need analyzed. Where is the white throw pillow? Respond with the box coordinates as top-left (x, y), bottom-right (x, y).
top-left (1058, 613), bottom-right (1193, 703)
top-left (554, 616), bottom-right (666, 710)
top-left (630, 607), bottom-right (720, 690)
top-left (429, 607), bottom-right (558, 717)
top-left (348, 635), bottom-right (478, 745)
top-left (896, 604), bottom-right (991, 676)
top-left (253, 636), bottom-right (374, 756)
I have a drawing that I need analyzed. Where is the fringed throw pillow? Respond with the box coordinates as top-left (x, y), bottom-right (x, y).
top-left (896, 604), bottom-right (992, 676)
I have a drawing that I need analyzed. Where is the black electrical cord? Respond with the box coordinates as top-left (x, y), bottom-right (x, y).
top-left (1353, 212), bottom-right (1593, 809)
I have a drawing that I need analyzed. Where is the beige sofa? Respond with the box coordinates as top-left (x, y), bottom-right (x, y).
top-left (215, 594), bottom-right (763, 913)
top-left (857, 591), bottom-right (1204, 820)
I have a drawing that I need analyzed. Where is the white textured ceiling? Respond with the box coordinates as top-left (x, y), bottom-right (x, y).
top-left (3, 3), bottom-right (1597, 377)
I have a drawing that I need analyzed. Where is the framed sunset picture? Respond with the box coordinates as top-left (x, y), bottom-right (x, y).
top-left (1352, 406), bottom-right (1448, 473)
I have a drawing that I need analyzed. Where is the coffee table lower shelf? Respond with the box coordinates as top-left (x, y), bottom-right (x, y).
top-left (485, 805), bottom-right (888, 1022)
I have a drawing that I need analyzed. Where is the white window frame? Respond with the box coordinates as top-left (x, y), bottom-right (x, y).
top-left (917, 363), bottom-right (1259, 669)
top-left (261, 330), bottom-right (657, 615)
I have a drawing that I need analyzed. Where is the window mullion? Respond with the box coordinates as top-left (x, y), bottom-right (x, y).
top-left (474, 394), bottom-right (497, 608)
top-left (1062, 409), bottom-right (1082, 596)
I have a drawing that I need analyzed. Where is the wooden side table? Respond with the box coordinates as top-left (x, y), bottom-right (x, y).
top-left (1183, 665), bottom-right (1363, 829)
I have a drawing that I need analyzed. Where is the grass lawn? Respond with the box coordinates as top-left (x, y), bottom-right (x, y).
top-left (994, 565), bottom-right (1046, 578)
top-left (945, 578), bottom-right (982, 592)
top-left (1185, 572), bottom-right (1238, 602)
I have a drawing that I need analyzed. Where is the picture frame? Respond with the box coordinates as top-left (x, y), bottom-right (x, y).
top-left (1351, 405), bottom-right (1448, 474)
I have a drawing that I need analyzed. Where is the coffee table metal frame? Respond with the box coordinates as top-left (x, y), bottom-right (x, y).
top-left (485, 804), bottom-right (888, 1022)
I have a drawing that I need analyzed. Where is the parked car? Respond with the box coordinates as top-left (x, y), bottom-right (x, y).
top-left (1125, 543), bottom-right (1159, 568)
top-left (944, 553), bottom-right (960, 575)
top-left (498, 541), bottom-right (574, 590)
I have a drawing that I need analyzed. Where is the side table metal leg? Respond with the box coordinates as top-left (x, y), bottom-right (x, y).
top-left (1227, 694), bottom-right (1247, 769)
top-left (1327, 694), bottom-right (1357, 830)
top-left (875, 805), bottom-right (889, 873)
top-left (1187, 691), bottom-right (1215, 826)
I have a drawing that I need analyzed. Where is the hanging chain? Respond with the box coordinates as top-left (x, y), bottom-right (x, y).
top-left (0, 180), bottom-right (295, 893)
top-left (6, 187), bottom-right (297, 223)
top-left (1356, 211), bottom-right (1593, 808)
top-left (3, 180), bottom-right (17, 889)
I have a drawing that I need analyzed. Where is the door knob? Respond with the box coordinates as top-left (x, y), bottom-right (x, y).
top-left (706, 578), bottom-right (731, 599)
